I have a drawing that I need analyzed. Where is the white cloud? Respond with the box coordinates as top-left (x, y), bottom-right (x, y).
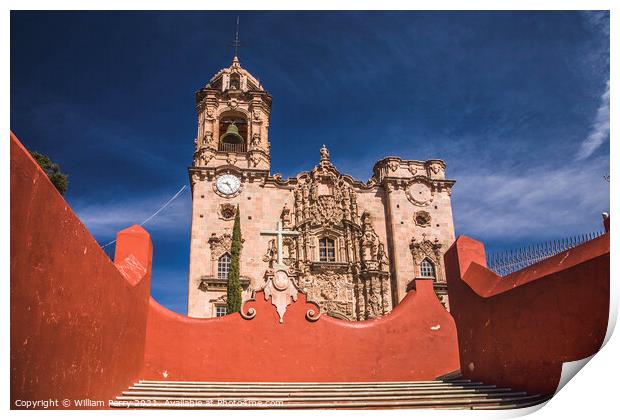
top-left (72, 188), bottom-right (191, 242)
top-left (576, 79), bottom-right (610, 160)
top-left (452, 156), bottom-right (609, 240)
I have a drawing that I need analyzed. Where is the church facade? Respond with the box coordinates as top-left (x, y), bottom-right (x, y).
top-left (187, 57), bottom-right (456, 320)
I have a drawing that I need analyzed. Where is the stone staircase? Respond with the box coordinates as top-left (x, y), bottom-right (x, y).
top-left (110, 379), bottom-right (550, 409)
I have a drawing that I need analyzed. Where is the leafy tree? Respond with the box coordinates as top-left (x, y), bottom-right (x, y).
top-left (226, 205), bottom-right (243, 314)
top-left (29, 151), bottom-right (69, 195)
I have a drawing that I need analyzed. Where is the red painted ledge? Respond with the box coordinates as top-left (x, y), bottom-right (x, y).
top-left (445, 233), bottom-right (610, 396)
top-left (141, 279), bottom-right (460, 382)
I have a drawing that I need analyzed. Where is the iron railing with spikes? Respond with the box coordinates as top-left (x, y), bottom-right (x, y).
top-left (486, 230), bottom-right (605, 276)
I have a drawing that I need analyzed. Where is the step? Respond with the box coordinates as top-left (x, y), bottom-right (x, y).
top-left (126, 385), bottom-right (497, 395)
top-left (116, 391), bottom-right (527, 403)
top-left (122, 387), bottom-right (509, 398)
top-left (131, 381), bottom-right (480, 390)
top-left (110, 394), bottom-right (542, 409)
top-left (139, 379), bottom-right (471, 385)
top-left (111, 380), bottom-right (546, 410)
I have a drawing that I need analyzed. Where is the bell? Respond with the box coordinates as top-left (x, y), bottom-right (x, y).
top-left (219, 123), bottom-right (244, 144)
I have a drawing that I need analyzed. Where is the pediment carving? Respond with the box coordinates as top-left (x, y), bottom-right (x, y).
top-left (409, 236), bottom-right (442, 264)
top-left (209, 232), bottom-right (244, 259)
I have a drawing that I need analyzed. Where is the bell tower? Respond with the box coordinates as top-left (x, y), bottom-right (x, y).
top-left (187, 57), bottom-right (272, 318)
top-left (192, 56), bottom-right (272, 171)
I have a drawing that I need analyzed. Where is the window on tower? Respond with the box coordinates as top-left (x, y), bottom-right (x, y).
top-left (420, 258), bottom-right (436, 279)
top-left (319, 238), bottom-right (336, 262)
top-left (217, 253), bottom-right (231, 279)
top-left (229, 73), bottom-right (240, 90)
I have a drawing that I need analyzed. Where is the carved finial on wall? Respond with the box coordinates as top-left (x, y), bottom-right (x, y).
top-left (320, 144), bottom-right (330, 161)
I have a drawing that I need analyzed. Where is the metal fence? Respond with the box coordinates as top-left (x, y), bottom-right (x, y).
top-left (486, 230), bottom-right (605, 276)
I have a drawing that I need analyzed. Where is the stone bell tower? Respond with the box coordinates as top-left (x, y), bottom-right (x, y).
top-left (192, 56), bottom-right (272, 171)
top-left (187, 57), bottom-right (273, 318)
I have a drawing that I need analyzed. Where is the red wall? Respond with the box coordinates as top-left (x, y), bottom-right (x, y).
top-left (445, 233), bottom-right (610, 396)
top-left (10, 130), bottom-right (459, 407)
top-left (10, 133), bottom-right (153, 408)
top-left (141, 279), bottom-right (460, 382)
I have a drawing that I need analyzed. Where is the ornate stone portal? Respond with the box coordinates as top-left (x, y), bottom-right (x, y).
top-left (253, 155), bottom-right (393, 321)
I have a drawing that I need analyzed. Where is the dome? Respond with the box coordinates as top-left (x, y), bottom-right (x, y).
top-left (204, 56), bottom-right (265, 93)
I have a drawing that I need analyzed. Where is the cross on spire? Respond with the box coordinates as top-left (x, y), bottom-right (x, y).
top-left (231, 15), bottom-right (242, 59)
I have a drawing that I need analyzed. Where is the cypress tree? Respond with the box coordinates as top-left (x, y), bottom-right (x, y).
top-left (226, 205), bottom-right (243, 314)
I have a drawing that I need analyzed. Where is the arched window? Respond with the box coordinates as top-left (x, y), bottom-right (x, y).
top-left (229, 73), bottom-right (240, 90)
top-left (319, 238), bottom-right (336, 262)
top-left (218, 253), bottom-right (231, 279)
top-left (420, 258), bottom-right (436, 279)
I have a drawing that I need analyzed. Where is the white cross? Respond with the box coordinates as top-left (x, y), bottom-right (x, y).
top-left (261, 220), bottom-right (300, 266)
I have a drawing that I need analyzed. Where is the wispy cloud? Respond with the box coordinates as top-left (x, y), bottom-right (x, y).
top-left (72, 188), bottom-right (191, 242)
top-left (452, 156), bottom-right (609, 240)
top-left (576, 79), bottom-right (610, 160)
top-left (580, 10), bottom-right (610, 37)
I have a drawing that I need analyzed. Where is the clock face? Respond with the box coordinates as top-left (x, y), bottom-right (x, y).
top-left (406, 182), bottom-right (433, 206)
top-left (216, 174), bottom-right (241, 196)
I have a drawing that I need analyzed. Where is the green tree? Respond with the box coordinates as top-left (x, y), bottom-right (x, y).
top-left (29, 151), bottom-right (69, 195)
top-left (226, 205), bottom-right (243, 314)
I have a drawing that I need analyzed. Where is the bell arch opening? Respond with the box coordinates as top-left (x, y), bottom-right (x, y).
top-left (218, 111), bottom-right (248, 153)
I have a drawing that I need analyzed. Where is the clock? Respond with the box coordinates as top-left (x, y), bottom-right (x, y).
top-left (406, 182), bottom-right (433, 206)
top-left (215, 174), bottom-right (241, 196)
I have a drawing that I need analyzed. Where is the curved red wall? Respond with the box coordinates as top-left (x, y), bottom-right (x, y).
top-left (141, 279), bottom-right (460, 382)
top-left (10, 133), bottom-right (153, 408)
top-left (445, 234), bottom-right (610, 396)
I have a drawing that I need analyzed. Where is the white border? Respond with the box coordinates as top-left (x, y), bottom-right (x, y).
top-left (4, 3), bottom-right (616, 420)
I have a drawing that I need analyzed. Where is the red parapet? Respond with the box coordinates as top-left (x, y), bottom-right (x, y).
top-left (444, 232), bottom-right (610, 396)
top-left (141, 278), bottom-right (460, 382)
top-left (10, 132), bottom-right (153, 408)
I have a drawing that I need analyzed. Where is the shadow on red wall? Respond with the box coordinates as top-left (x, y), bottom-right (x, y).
top-left (445, 232), bottom-right (610, 396)
top-left (10, 132), bottom-right (153, 408)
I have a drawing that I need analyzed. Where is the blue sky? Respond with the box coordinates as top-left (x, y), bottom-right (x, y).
top-left (11, 11), bottom-right (610, 314)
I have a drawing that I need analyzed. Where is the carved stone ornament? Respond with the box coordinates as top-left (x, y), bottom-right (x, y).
top-left (218, 203), bottom-right (236, 221)
top-left (414, 210), bottom-right (432, 227)
top-left (409, 236), bottom-right (442, 264)
top-left (249, 152), bottom-right (262, 167)
top-left (388, 160), bottom-right (399, 172)
top-left (193, 147), bottom-right (215, 167)
top-left (264, 269), bottom-right (298, 323)
top-left (312, 195), bottom-right (344, 226)
top-left (227, 99), bottom-right (239, 109)
top-left (406, 181), bottom-right (433, 206)
top-left (252, 108), bottom-right (261, 121)
top-left (227, 153), bottom-right (238, 165)
top-left (408, 163), bottom-right (419, 176)
top-left (428, 161), bottom-right (445, 177)
top-left (209, 233), bottom-right (232, 259)
top-left (209, 232), bottom-right (244, 259)
top-left (204, 131), bottom-right (215, 147)
top-left (320, 144), bottom-right (330, 161)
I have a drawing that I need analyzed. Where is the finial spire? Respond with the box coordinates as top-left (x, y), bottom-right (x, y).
top-left (232, 15), bottom-right (241, 60)
top-left (320, 144), bottom-right (330, 161)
